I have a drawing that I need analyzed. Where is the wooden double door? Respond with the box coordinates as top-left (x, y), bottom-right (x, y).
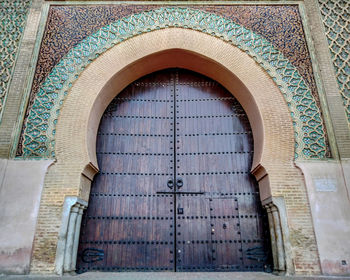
top-left (77, 69), bottom-right (271, 273)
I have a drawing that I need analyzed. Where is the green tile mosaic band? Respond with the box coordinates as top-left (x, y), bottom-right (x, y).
top-left (21, 7), bottom-right (328, 159)
top-left (0, 0), bottom-right (31, 122)
top-left (318, 0), bottom-right (350, 124)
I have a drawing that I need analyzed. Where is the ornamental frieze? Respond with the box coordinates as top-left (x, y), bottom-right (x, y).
top-left (19, 6), bottom-right (329, 159)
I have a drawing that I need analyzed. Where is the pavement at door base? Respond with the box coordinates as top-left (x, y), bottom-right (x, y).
top-left (1, 272), bottom-right (350, 280)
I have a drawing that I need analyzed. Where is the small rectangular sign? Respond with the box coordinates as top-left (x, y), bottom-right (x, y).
top-left (314, 178), bottom-right (337, 192)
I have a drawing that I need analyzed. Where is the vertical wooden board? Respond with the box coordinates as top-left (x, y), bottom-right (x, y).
top-left (238, 193), bottom-right (270, 271)
top-left (175, 69), bottom-right (270, 272)
top-left (77, 70), bottom-right (175, 272)
top-left (176, 195), bottom-right (211, 271)
top-left (209, 197), bottom-right (243, 270)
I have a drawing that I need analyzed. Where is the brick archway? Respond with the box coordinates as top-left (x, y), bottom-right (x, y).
top-left (30, 28), bottom-right (320, 275)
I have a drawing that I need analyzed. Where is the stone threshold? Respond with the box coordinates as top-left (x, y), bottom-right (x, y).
top-left (1, 272), bottom-right (350, 280)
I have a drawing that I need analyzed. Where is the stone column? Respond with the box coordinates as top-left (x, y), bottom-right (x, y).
top-left (63, 205), bottom-right (79, 273)
top-left (71, 205), bottom-right (85, 272)
top-left (55, 196), bottom-right (88, 275)
top-left (266, 206), bottom-right (278, 270)
top-left (271, 204), bottom-right (286, 272)
top-left (264, 202), bottom-right (286, 274)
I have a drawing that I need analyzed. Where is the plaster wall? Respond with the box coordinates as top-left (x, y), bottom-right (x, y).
top-left (296, 161), bottom-right (350, 275)
top-left (0, 159), bottom-right (52, 274)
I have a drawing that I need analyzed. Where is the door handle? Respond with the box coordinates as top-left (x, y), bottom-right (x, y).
top-left (167, 178), bottom-right (174, 189)
top-left (176, 178), bottom-right (183, 189)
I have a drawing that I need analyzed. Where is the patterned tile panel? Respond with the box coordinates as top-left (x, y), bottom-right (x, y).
top-left (19, 7), bottom-right (328, 159)
top-left (200, 5), bottom-right (319, 107)
top-left (0, 0), bottom-right (31, 121)
top-left (25, 5), bottom-right (320, 120)
top-left (318, 0), bottom-right (350, 124)
top-left (28, 5), bottom-right (319, 105)
top-left (28, 5), bottom-right (156, 111)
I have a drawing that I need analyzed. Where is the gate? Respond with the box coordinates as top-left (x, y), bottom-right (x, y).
top-left (76, 69), bottom-right (271, 272)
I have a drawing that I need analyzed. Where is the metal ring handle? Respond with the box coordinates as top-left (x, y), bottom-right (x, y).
top-left (176, 178), bottom-right (183, 188)
top-left (167, 178), bottom-right (174, 189)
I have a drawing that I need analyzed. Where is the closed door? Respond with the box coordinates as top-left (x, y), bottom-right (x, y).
top-left (76, 69), bottom-right (271, 273)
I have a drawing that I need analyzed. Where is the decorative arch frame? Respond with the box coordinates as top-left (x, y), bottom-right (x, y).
top-left (45, 28), bottom-right (305, 275)
top-left (28, 7), bottom-right (323, 275)
top-left (21, 7), bottom-right (327, 160)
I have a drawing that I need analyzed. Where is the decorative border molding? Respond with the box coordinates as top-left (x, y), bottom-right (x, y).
top-left (298, 2), bottom-right (338, 159)
top-left (318, 0), bottom-right (350, 125)
top-left (0, 0), bottom-right (32, 122)
top-left (20, 7), bottom-right (328, 159)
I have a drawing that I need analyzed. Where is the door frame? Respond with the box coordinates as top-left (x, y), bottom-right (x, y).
top-left (76, 68), bottom-right (272, 273)
top-left (37, 28), bottom-right (314, 275)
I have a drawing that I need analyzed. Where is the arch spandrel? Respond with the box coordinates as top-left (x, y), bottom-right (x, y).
top-left (20, 7), bottom-right (328, 160)
top-left (54, 29), bottom-right (292, 177)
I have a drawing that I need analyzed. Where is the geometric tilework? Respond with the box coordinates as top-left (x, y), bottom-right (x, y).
top-left (201, 5), bottom-right (321, 107)
top-left (26, 5), bottom-right (321, 114)
top-left (20, 7), bottom-right (328, 159)
top-left (0, 0), bottom-right (31, 122)
top-left (319, 0), bottom-right (350, 124)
